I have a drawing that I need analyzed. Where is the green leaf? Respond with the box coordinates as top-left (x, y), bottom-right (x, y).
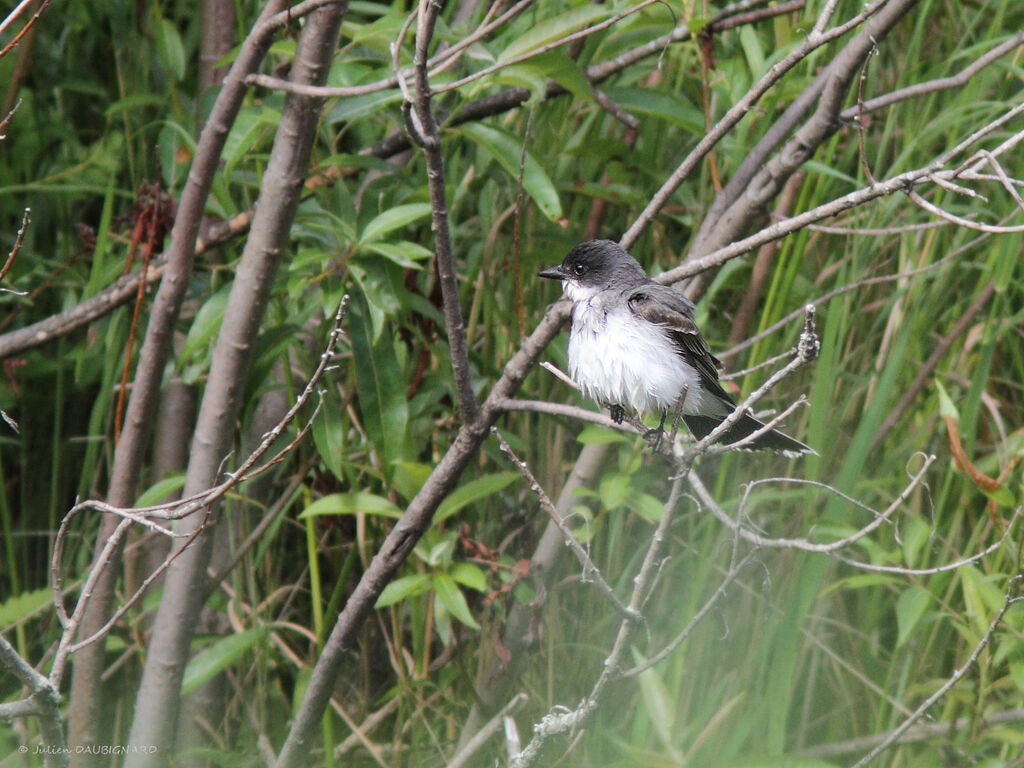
top-left (375, 573), bottom-right (431, 608)
top-left (393, 461), bottom-right (433, 502)
top-left (449, 562), bottom-right (488, 592)
top-left (739, 25), bottom-right (766, 77)
top-left (135, 474), bottom-right (186, 507)
top-left (433, 572), bottom-right (480, 629)
top-left (935, 379), bottom-right (960, 421)
top-left (802, 160), bottom-right (859, 187)
top-left (632, 649), bottom-right (682, 760)
top-left (348, 296), bottom-right (410, 480)
top-left (156, 19), bottom-right (186, 82)
top-left (627, 492), bottom-right (664, 523)
top-left (298, 492), bottom-right (403, 520)
top-left (981, 483), bottom-right (1016, 507)
top-left (436, 471), bottom-right (519, 522)
top-left (312, 386), bottom-right (345, 481)
top-left (599, 473), bottom-right (630, 510)
top-left (900, 516), bottom-right (932, 567)
top-left (179, 287), bottom-right (231, 381)
top-left (498, 6), bottom-right (610, 62)
top-left (493, 64), bottom-right (549, 100)
top-left (359, 203), bottom-right (433, 244)
top-left (348, 262), bottom-right (401, 342)
top-left (0, 587), bottom-right (52, 626)
top-left (223, 107), bottom-right (281, 177)
top-left (325, 89), bottom-right (403, 124)
top-left (458, 123), bottom-right (563, 220)
top-left (725, 757), bottom-right (840, 768)
top-left (531, 51), bottom-right (593, 103)
top-left (576, 425), bottom-right (629, 444)
top-left (1010, 660), bottom-right (1024, 693)
top-left (604, 87), bottom-right (704, 133)
top-left (895, 586), bottom-right (932, 647)
top-left (182, 627), bottom-right (269, 694)
top-left (362, 241), bottom-right (434, 269)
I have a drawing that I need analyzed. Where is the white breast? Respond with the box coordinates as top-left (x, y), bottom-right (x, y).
top-left (567, 298), bottom-right (709, 416)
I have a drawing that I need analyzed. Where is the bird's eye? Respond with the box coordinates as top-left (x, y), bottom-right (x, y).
top-left (573, 263), bottom-right (585, 276)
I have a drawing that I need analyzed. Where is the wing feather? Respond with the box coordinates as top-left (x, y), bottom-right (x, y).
top-left (627, 284), bottom-right (733, 404)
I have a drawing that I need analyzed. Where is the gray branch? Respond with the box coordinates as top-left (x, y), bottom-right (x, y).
top-left (121, 5), bottom-right (347, 764)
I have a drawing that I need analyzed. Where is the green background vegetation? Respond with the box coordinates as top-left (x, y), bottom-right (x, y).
top-left (1, 0), bottom-right (1023, 765)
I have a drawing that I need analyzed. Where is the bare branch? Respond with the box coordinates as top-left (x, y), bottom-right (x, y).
top-left (0, 635), bottom-right (67, 767)
top-left (433, 0), bottom-right (663, 95)
top-left (848, 576), bottom-right (1023, 768)
top-left (510, 470), bottom-right (691, 766)
top-left (448, 693), bottom-right (528, 768)
top-left (841, 31), bottom-right (1024, 121)
top-left (620, 548), bottom-right (759, 677)
top-left (0, 207), bottom-right (29, 289)
top-left (405, 0), bottom-right (478, 421)
top-left (0, 0), bottom-right (51, 60)
top-left (493, 427), bottom-right (638, 622)
top-left (688, 453), bottom-right (936, 554)
top-left (621, 0), bottom-right (894, 250)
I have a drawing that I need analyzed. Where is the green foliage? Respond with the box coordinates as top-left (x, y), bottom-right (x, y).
top-left (2, 0), bottom-right (1024, 765)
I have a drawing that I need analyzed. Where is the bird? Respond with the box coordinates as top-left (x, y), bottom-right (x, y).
top-left (538, 239), bottom-right (813, 457)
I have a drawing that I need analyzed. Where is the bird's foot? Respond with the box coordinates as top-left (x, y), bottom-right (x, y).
top-left (643, 426), bottom-right (666, 453)
top-left (609, 404), bottom-right (625, 424)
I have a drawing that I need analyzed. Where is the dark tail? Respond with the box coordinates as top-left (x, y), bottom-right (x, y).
top-left (683, 412), bottom-right (814, 457)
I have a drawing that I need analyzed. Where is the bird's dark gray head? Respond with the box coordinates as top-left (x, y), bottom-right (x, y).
top-left (538, 240), bottom-right (648, 296)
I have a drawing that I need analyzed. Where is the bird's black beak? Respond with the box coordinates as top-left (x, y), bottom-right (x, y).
top-left (538, 264), bottom-right (566, 280)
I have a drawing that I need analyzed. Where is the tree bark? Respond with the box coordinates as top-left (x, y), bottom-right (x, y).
top-left (123, 4), bottom-right (347, 763)
top-left (66, 2), bottom-right (291, 762)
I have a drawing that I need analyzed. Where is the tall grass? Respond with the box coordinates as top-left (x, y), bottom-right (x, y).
top-left (1, 0), bottom-right (1022, 764)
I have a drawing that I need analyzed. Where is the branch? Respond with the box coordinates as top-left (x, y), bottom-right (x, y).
top-left (67, 0), bottom-right (306, 749)
top-left (510, 469), bottom-right (691, 766)
top-left (621, 0), bottom-right (895, 250)
top-left (651, 115), bottom-right (1024, 288)
top-left (492, 428), bottom-right (638, 622)
top-left (51, 297), bottom-right (349, 683)
top-left (693, 0), bottom-right (918, 258)
top-left (688, 453), bottom-right (936, 554)
top-left (0, 635), bottom-right (67, 768)
top-left (274, 293), bottom-right (569, 768)
top-left (0, 0), bottom-right (798, 361)
top-left (839, 31), bottom-right (1024, 121)
top-left (0, 0), bottom-right (51, 60)
top-left (404, 0), bottom-right (478, 422)
top-left (680, 306), bottom-right (819, 459)
top-left (448, 693), bottom-right (528, 768)
top-left (801, 706), bottom-right (1024, 759)
top-left (848, 576), bottom-right (1023, 768)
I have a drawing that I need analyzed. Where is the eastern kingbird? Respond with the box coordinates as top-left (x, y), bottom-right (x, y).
top-left (539, 240), bottom-right (813, 457)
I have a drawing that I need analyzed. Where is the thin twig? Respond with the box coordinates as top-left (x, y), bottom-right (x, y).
top-left (448, 693), bottom-right (528, 768)
top-left (685, 306), bottom-right (818, 459)
top-left (49, 298), bottom-right (350, 682)
top-left (621, 0), bottom-right (889, 249)
top-left (688, 453), bottom-right (936, 555)
top-left (849, 576), bottom-right (1023, 768)
top-left (0, 0), bottom-right (51, 60)
top-left (493, 427), bottom-right (638, 622)
top-left (839, 31), bottom-right (1024, 122)
top-left (621, 548), bottom-right (758, 676)
top-left (511, 470), bottom-right (690, 766)
top-left (406, 0), bottom-right (478, 421)
top-left (0, 207), bottom-right (30, 285)
top-left (908, 189), bottom-right (1024, 233)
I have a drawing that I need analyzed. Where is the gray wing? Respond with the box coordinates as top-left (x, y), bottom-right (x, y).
top-left (626, 283), bottom-right (733, 404)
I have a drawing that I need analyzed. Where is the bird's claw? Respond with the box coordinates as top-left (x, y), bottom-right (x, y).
top-left (643, 426), bottom-right (666, 453)
top-left (609, 404), bottom-right (625, 424)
